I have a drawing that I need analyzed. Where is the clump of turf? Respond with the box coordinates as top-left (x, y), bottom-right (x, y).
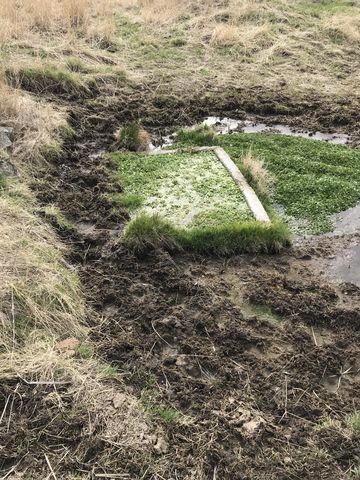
top-left (123, 212), bottom-right (290, 255)
top-left (110, 192), bottom-right (143, 211)
top-left (123, 213), bottom-right (181, 252)
top-left (5, 65), bottom-right (93, 97)
top-left (115, 122), bottom-right (150, 152)
top-left (176, 124), bottom-right (216, 146)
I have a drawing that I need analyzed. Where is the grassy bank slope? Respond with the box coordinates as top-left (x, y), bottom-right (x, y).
top-left (0, 0), bottom-right (359, 128)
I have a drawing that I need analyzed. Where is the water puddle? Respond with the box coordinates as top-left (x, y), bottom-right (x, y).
top-left (330, 203), bottom-right (360, 237)
top-left (203, 117), bottom-right (349, 145)
top-left (241, 303), bottom-right (282, 325)
top-left (151, 116), bottom-right (349, 150)
top-left (328, 243), bottom-right (360, 287)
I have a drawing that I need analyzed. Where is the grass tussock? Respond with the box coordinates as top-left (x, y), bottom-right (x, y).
top-left (210, 24), bottom-right (241, 47)
top-left (124, 212), bottom-right (290, 255)
top-left (124, 213), bottom-right (181, 252)
top-left (176, 124), bottom-right (216, 146)
top-left (5, 65), bottom-right (93, 97)
top-left (115, 122), bottom-right (150, 151)
top-left (324, 13), bottom-right (360, 43)
top-left (241, 151), bottom-right (274, 198)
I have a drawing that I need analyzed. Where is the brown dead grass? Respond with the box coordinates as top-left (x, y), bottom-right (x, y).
top-left (0, 0), bottom-right (120, 45)
top-left (0, 185), bottom-right (85, 351)
top-left (324, 13), bottom-right (360, 43)
top-left (242, 151), bottom-right (273, 198)
top-left (0, 81), bottom-right (67, 169)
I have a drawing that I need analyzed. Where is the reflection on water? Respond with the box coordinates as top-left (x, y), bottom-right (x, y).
top-left (203, 117), bottom-right (348, 145)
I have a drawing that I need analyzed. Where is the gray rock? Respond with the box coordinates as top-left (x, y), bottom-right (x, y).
top-left (0, 127), bottom-right (13, 150)
top-left (0, 148), bottom-right (17, 177)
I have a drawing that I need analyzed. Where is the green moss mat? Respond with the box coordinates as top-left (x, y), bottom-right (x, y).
top-left (113, 150), bottom-right (253, 228)
top-left (174, 132), bottom-right (360, 234)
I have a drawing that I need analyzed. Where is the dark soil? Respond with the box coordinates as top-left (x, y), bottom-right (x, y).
top-left (2, 83), bottom-right (360, 479)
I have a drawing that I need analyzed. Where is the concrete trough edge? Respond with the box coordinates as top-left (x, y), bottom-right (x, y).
top-left (150, 146), bottom-right (271, 223)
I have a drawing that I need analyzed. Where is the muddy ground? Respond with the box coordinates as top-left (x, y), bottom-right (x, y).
top-left (4, 84), bottom-right (360, 479)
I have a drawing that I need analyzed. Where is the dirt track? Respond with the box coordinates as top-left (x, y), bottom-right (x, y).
top-left (27, 88), bottom-right (360, 478)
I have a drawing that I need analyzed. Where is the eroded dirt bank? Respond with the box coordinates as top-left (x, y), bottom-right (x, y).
top-left (11, 87), bottom-right (360, 478)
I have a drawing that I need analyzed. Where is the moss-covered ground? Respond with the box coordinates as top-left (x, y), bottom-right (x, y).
top-left (113, 150), bottom-right (253, 228)
top-left (174, 131), bottom-right (360, 234)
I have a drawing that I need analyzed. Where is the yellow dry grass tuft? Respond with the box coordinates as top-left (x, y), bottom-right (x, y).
top-left (242, 151), bottom-right (273, 198)
top-left (0, 81), bottom-right (67, 169)
top-left (135, 0), bottom-right (189, 23)
top-left (210, 24), bottom-right (241, 47)
top-left (324, 13), bottom-right (360, 44)
top-left (0, 0), bottom-right (119, 46)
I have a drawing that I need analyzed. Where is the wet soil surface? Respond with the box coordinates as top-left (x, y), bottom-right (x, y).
top-left (6, 86), bottom-right (360, 478)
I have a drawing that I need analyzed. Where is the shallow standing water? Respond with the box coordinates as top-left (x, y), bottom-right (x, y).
top-left (203, 117), bottom-right (349, 144)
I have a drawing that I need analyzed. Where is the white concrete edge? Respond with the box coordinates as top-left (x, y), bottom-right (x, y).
top-left (149, 146), bottom-right (271, 223)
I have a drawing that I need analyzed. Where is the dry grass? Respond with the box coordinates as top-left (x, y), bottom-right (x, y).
top-left (324, 13), bottom-right (360, 43)
top-left (0, 333), bottom-right (160, 465)
top-left (0, 183), bottom-right (85, 352)
top-left (241, 151), bottom-right (273, 198)
top-left (0, 81), bottom-right (67, 169)
top-left (135, 0), bottom-right (190, 23)
top-left (210, 24), bottom-right (241, 47)
top-left (113, 0), bottom-right (360, 100)
top-left (0, 0), bottom-right (120, 46)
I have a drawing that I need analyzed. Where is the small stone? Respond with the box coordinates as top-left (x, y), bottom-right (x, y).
top-left (0, 127), bottom-right (13, 150)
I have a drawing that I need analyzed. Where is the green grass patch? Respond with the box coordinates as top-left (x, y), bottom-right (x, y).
top-left (6, 65), bottom-right (93, 97)
top-left (66, 57), bottom-right (90, 73)
top-left (110, 192), bottom-right (143, 210)
top-left (174, 132), bottom-right (360, 234)
top-left (58, 123), bottom-right (76, 140)
top-left (346, 412), bottom-right (360, 433)
top-left (114, 150), bottom-right (253, 228)
top-left (176, 124), bottom-right (216, 146)
top-left (113, 149), bottom-right (289, 254)
top-left (147, 405), bottom-right (179, 423)
top-left (40, 141), bottom-right (63, 161)
top-left (76, 343), bottom-right (94, 359)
